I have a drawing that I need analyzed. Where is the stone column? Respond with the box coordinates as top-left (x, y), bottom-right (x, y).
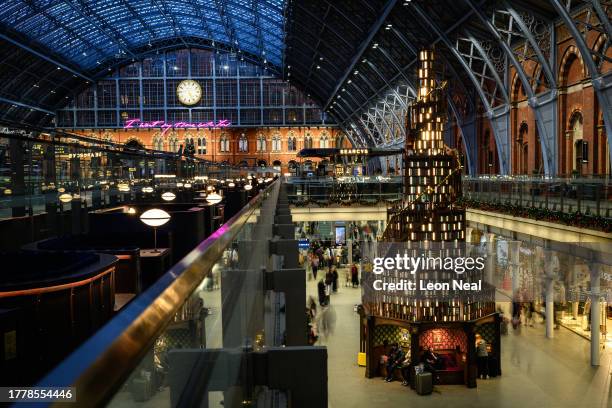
top-left (590, 263), bottom-right (601, 366)
top-left (485, 233), bottom-right (496, 287)
top-left (544, 248), bottom-right (556, 339)
top-left (508, 241), bottom-right (521, 299)
top-left (465, 227), bottom-right (473, 244)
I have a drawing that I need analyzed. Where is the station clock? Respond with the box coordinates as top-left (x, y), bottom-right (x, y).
top-left (176, 79), bottom-right (202, 106)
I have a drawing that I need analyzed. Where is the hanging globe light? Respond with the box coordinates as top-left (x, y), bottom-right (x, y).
top-left (59, 193), bottom-right (73, 203)
top-left (206, 192), bottom-right (222, 204)
top-left (161, 192), bottom-right (176, 201)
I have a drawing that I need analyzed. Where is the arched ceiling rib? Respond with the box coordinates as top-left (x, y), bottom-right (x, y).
top-left (0, 0), bottom-right (285, 70)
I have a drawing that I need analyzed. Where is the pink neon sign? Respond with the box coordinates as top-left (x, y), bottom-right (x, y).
top-left (123, 118), bottom-right (231, 135)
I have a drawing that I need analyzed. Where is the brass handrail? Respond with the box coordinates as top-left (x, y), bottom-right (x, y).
top-left (38, 180), bottom-right (279, 407)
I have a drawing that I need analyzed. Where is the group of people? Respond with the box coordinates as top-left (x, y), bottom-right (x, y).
top-left (383, 344), bottom-right (412, 385)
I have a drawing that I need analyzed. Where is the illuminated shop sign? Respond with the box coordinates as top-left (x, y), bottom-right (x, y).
top-left (340, 148), bottom-right (369, 155)
top-left (123, 118), bottom-right (231, 135)
top-left (68, 152), bottom-right (102, 159)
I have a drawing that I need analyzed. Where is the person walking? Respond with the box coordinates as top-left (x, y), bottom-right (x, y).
top-left (331, 266), bottom-right (339, 293)
top-left (351, 263), bottom-right (359, 287)
top-left (311, 255), bottom-right (319, 280)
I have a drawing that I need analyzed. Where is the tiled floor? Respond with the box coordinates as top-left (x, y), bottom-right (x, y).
top-left (307, 271), bottom-right (612, 408)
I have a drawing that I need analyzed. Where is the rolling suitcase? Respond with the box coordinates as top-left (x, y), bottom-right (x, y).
top-left (415, 372), bottom-right (433, 395)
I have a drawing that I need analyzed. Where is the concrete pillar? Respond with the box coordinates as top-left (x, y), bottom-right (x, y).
top-left (485, 233), bottom-right (496, 286)
top-left (509, 241), bottom-right (521, 299)
top-left (465, 227), bottom-right (473, 243)
top-left (9, 138), bottom-right (26, 217)
top-left (347, 239), bottom-right (352, 265)
top-left (590, 263), bottom-right (601, 366)
top-left (544, 249), bottom-right (556, 339)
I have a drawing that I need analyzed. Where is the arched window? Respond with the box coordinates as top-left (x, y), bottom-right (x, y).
top-left (304, 133), bottom-right (313, 149)
top-left (184, 133), bottom-right (194, 147)
top-left (516, 123), bottom-right (528, 174)
top-left (272, 134), bottom-right (282, 152)
top-left (238, 133), bottom-right (248, 152)
top-left (320, 134), bottom-right (329, 148)
top-left (168, 132), bottom-right (179, 153)
top-left (197, 137), bottom-right (207, 155)
top-left (102, 131), bottom-right (113, 142)
top-left (219, 133), bottom-right (230, 152)
top-left (257, 134), bottom-right (266, 152)
top-left (152, 132), bottom-right (164, 151)
top-left (570, 112), bottom-right (584, 173)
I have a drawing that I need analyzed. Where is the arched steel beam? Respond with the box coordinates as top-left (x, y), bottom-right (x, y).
top-left (376, 46), bottom-right (415, 98)
top-left (324, 0), bottom-right (399, 110)
top-left (359, 116), bottom-right (384, 146)
top-left (411, 3), bottom-right (511, 174)
top-left (589, 0), bottom-right (612, 38)
top-left (549, 0), bottom-right (612, 168)
top-left (503, 2), bottom-right (556, 88)
top-left (448, 92), bottom-right (477, 175)
top-left (464, 32), bottom-right (510, 104)
top-left (379, 99), bottom-right (406, 143)
top-left (293, 2), bottom-right (356, 50)
top-left (63, 0), bottom-right (138, 60)
top-left (365, 60), bottom-right (408, 109)
top-left (466, 0), bottom-right (557, 175)
top-left (289, 20), bottom-right (352, 65)
top-left (363, 112), bottom-right (386, 145)
top-left (372, 103), bottom-right (398, 146)
top-left (0, 32), bottom-right (92, 81)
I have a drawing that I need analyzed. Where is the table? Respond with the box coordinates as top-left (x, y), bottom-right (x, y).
top-left (139, 248), bottom-right (172, 290)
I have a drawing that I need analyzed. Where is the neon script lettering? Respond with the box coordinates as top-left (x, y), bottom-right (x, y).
top-left (123, 118), bottom-right (231, 135)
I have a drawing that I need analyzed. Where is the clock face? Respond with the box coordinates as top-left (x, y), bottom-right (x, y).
top-left (176, 79), bottom-right (202, 106)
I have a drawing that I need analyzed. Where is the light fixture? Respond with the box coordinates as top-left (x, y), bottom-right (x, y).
top-left (184, 183), bottom-right (192, 188)
top-left (228, 182), bottom-right (236, 187)
top-left (118, 183), bottom-right (130, 192)
top-left (59, 193), bottom-right (73, 203)
top-left (126, 207), bottom-right (137, 215)
top-left (161, 192), bottom-right (176, 201)
top-left (176, 182), bottom-right (184, 187)
top-left (206, 185), bottom-right (214, 192)
top-left (142, 186), bottom-right (154, 193)
top-left (206, 192), bottom-right (222, 204)
top-left (140, 209), bottom-right (171, 251)
top-left (58, 187), bottom-right (66, 193)
top-left (244, 184), bottom-right (253, 191)
top-left (4, 189), bottom-right (12, 195)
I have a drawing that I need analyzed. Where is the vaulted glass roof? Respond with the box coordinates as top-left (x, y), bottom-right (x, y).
top-left (0, 0), bottom-right (285, 70)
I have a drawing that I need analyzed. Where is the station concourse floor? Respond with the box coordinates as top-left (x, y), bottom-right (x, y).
top-left (307, 269), bottom-right (612, 408)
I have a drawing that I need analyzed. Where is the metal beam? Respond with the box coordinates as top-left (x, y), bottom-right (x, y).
top-left (466, 0), bottom-right (557, 175)
top-left (0, 96), bottom-right (54, 115)
top-left (411, 3), bottom-right (510, 174)
top-left (0, 32), bottom-right (93, 81)
top-left (323, 0), bottom-right (398, 110)
top-left (503, 2), bottom-right (556, 88)
top-left (549, 0), bottom-right (612, 170)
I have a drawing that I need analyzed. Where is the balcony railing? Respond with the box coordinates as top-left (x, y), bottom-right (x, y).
top-left (35, 179), bottom-right (326, 408)
top-left (463, 177), bottom-right (612, 219)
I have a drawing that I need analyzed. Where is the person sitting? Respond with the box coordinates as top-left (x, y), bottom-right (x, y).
top-left (420, 347), bottom-right (442, 382)
top-left (400, 350), bottom-right (412, 386)
top-left (385, 344), bottom-right (405, 382)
